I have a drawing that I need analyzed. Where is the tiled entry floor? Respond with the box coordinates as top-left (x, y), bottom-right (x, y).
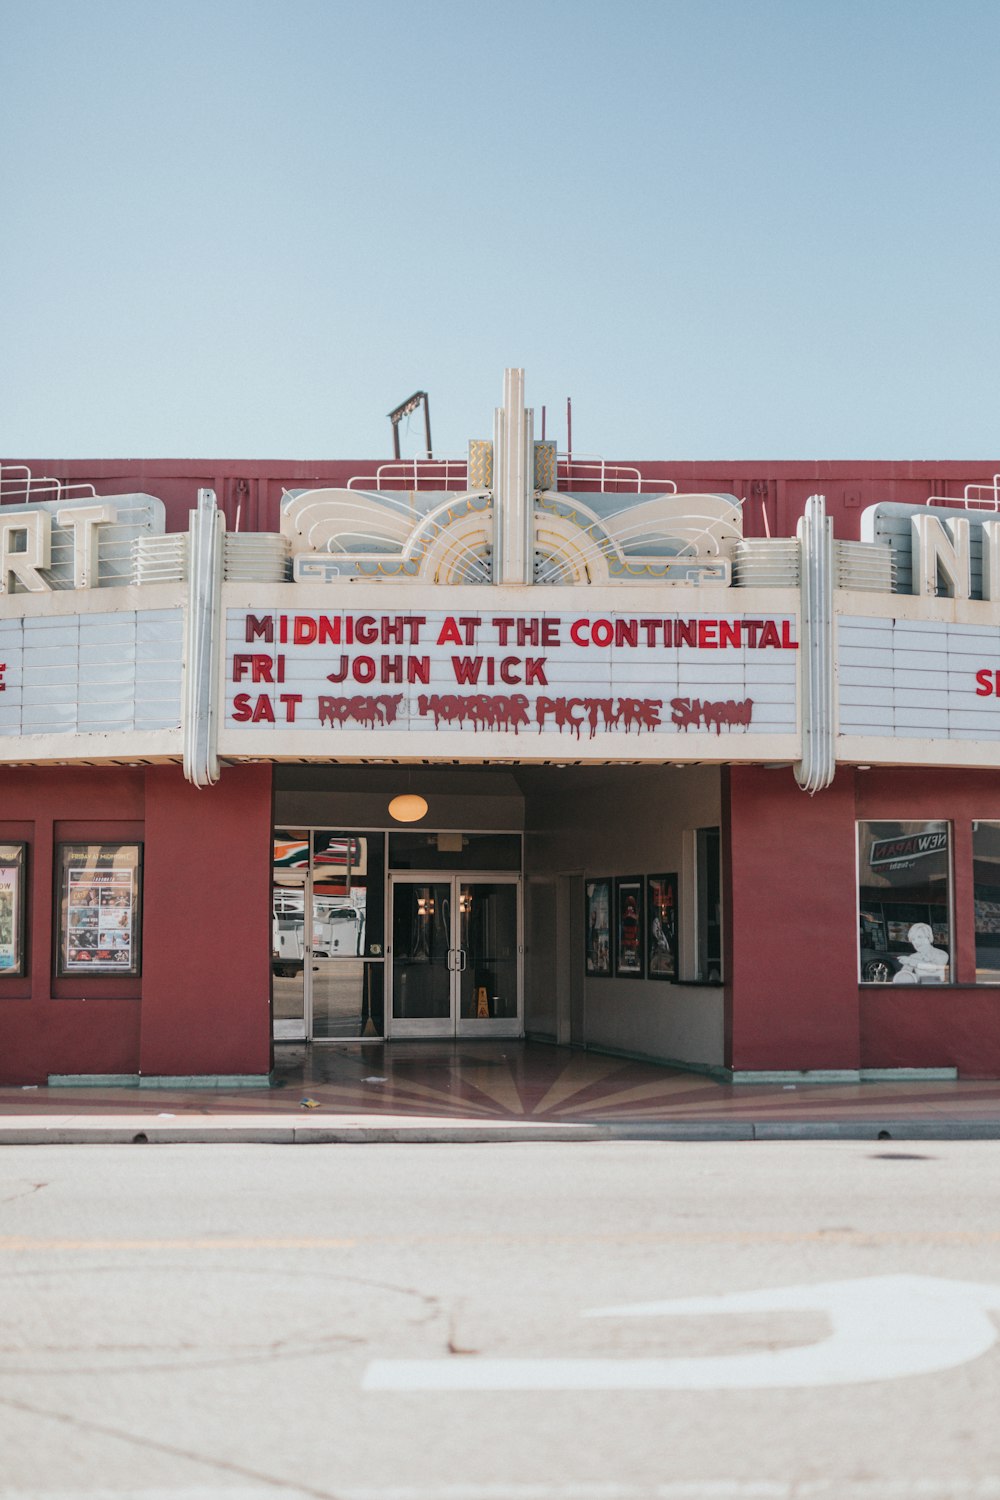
top-left (272, 1042), bottom-right (1000, 1126)
top-left (2, 1041), bottom-right (1000, 1127)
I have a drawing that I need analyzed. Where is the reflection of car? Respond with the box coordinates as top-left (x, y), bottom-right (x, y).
top-left (860, 946), bottom-right (901, 984)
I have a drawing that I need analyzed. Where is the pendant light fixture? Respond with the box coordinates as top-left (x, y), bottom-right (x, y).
top-left (388, 792), bottom-right (428, 823)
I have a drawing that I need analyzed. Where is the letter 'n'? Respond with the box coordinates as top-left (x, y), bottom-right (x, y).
top-left (911, 515), bottom-right (971, 599)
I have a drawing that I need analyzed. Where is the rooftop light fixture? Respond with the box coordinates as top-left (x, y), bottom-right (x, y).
top-left (387, 391), bottom-right (432, 461)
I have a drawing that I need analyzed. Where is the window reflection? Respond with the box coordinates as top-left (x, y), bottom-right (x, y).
top-left (313, 832), bottom-right (384, 958)
top-left (858, 821), bottom-right (951, 984)
top-left (271, 830), bottom-right (386, 1039)
top-left (974, 822), bottom-right (1000, 984)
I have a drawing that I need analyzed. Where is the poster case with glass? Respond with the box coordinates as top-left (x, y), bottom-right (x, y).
top-left (647, 873), bottom-right (678, 981)
top-left (0, 844), bottom-right (26, 977)
top-left (584, 877), bottom-right (611, 978)
top-left (615, 876), bottom-right (644, 979)
top-left (56, 844), bottom-right (142, 978)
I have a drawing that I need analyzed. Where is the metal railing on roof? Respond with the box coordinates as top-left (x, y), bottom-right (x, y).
top-left (346, 456), bottom-right (470, 491)
top-left (344, 452), bottom-right (680, 496)
top-left (555, 455), bottom-right (676, 494)
top-left (0, 462), bottom-right (99, 505)
top-left (925, 475), bottom-right (1000, 511)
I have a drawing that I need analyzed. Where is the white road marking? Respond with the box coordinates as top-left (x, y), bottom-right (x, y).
top-left (363, 1274), bottom-right (1000, 1391)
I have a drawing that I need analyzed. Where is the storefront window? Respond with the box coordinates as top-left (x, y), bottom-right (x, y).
top-left (858, 821), bottom-right (951, 984)
top-left (0, 844), bottom-right (26, 977)
top-left (55, 843), bottom-right (142, 977)
top-left (973, 822), bottom-right (1000, 984)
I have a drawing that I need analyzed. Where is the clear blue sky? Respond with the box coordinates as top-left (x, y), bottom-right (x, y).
top-left (3, 0), bottom-right (998, 461)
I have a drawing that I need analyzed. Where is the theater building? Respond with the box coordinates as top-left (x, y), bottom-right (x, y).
top-left (3, 369), bottom-right (1000, 1085)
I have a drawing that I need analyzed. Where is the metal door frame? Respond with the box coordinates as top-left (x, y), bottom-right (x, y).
top-left (272, 870), bottom-right (373, 1040)
top-left (272, 870), bottom-right (310, 1041)
top-left (387, 871), bottom-right (522, 1039)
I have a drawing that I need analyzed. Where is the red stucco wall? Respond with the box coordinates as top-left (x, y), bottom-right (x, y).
top-left (0, 763), bottom-right (273, 1085)
top-left (723, 766), bottom-right (861, 1071)
top-left (140, 764), bottom-right (273, 1078)
top-left (4, 458), bottom-right (997, 543)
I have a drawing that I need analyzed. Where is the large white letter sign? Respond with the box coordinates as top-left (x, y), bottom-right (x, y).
top-left (912, 514), bottom-right (971, 599)
top-left (0, 511), bottom-right (52, 593)
top-left (56, 503), bottom-right (116, 589)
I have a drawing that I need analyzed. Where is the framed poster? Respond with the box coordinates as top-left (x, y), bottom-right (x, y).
top-left (584, 877), bottom-right (611, 977)
top-left (647, 873), bottom-right (678, 980)
top-left (615, 876), bottom-right (644, 979)
top-left (0, 844), bottom-right (26, 977)
top-left (56, 844), bottom-right (142, 977)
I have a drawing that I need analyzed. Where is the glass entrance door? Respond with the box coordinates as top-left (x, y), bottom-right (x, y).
top-left (389, 874), bottom-right (521, 1037)
top-left (272, 828), bottom-right (386, 1041)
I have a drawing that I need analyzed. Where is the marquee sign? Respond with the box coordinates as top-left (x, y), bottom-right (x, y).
top-left (223, 608), bottom-right (799, 742)
top-left (838, 615), bottom-right (1000, 749)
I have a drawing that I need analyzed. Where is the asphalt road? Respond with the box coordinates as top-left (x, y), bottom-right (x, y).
top-left (2, 1140), bottom-right (1000, 1499)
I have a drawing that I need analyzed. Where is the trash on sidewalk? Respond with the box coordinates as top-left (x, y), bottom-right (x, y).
top-left (300, 1096), bottom-right (321, 1109)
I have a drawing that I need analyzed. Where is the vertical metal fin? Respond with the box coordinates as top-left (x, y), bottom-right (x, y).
top-left (183, 487), bottom-right (224, 787)
top-left (494, 368), bottom-right (534, 584)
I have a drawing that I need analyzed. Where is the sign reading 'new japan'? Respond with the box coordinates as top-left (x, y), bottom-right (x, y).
top-left (224, 609), bottom-right (799, 740)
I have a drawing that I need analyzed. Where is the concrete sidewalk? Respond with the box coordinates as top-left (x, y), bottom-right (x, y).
top-left (3, 1040), bottom-right (1000, 1142)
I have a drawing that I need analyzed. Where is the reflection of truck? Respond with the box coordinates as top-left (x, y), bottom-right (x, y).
top-left (272, 889), bottom-right (366, 974)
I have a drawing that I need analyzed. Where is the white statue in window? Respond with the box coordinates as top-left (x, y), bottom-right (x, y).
top-left (893, 922), bottom-right (949, 984)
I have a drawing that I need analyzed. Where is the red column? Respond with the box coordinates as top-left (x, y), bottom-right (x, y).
top-left (139, 764), bottom-right (273, 1079)
top-left (723, 766), bottom-right (861, 1072)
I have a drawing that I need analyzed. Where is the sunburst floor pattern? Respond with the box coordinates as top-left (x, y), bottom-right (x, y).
top-left (272, 1042), bottom-right (1000, 1125)
top-left (2, 1041), bottom-right (1000, 1124)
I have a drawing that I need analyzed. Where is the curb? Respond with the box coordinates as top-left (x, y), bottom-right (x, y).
top-left (2, 1117), bottom-right (1000, 1144)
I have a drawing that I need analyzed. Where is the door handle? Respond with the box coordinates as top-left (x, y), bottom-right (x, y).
top-left (457, 948), bottom-right (467, 972)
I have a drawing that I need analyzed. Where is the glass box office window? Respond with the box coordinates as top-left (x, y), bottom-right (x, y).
top-left (973, 823), bottom-right (1000, 984)
top-left (857, 822), bottom-right (951, 984)
top-left (0, 844), bottom-right (26, 976)
top-left (695, 827), bottom-right (722, 983)
top-left (55, 843), bottom-right (142, 977)
top-left (271, 830), bottom-right (385, 1039)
